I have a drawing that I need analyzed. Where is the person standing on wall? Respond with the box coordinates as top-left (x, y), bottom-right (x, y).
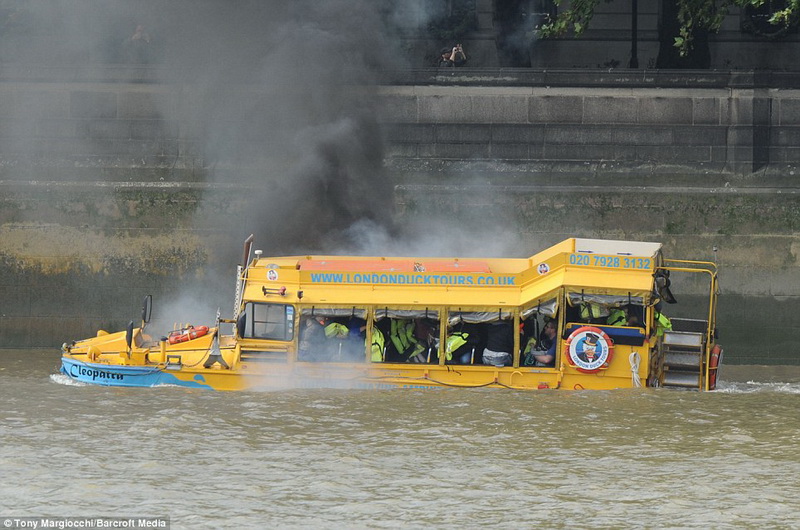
top-left (438, 44), bottom-right (467, 67)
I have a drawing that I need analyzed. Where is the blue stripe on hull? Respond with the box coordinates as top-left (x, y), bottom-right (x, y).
top-left (60, 357), bottom-right (212, 389)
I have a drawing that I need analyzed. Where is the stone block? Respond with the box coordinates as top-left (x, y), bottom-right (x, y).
top-left (118, 91), bottom-right (170, 119)
top-left (613, 126), bottom-right (673, 146)
top-left (436, 142), bottom-right (490, 159)
top-left (777, 98), bottom-right (800, 125)
top-left (627, 145), bottom-right (712, 163)
top-left (727, 145), bottom-right (755, 166)
top-left (637, 97), bottom-right (693, 124)
top-left (544, 144), bottom-right (614, 160)
top-left (417, 143), bottom-right (436, 158)
top-left (529, 96), bottom-right (583, 123)
top-left (491, 143), bottom-right (530, 160)
top-left (583, 96), bottom-right (636, 124)
top-left (491, 125), bottom-right (544, 144)
top-left (545, 125), bottom-right (612, 145)
top-left (123, 139), bottom-right (179, 156)
top-left (477, 12), bottom-right (493, 29)
top-left (693, 98), bottom-right (720, 125)
top-left (70, 91), bottom-right (118, 119)
top-left (41, 316), bottom-right (104, 345)
top-left (378, 94), bottom-right (418, 123)
top-left (418, 95), bottom-right (474, 123)
top-left (0, 90), bottom-right (69, 119)
top-left (385, 124), bottom-right (434, 143)
top-left (435, 124), bottom-right (491, 143)
top-left (0, 317), bottom-right (32, 347)
top-left (0, 117), bottom-right (35, 137)
top-left (36, 118), bottom-right (86, 139)
top-left (710, 146), bottom-right (728, 162)
top-left (18, 137), bottom-right (78, 156)
top-left (384, 144), bottom-right (418, 158)
top-left (729, 95), bottom-right (754, 124)
top-left (752, 97), bottom-right (771, 126)
top-left (0, 285), bottom-right (31, 316)
top-left (471, 96), bottom-right (529, 123)
top-left (88, 119), bottom-right (132, 139)
top-left (29, 283), bottom-right (100, 318)
top-left (771, 146), bottom-right (799, 163)
top-left (130, 120), bottom-right (171, 140)
top-left (727, 125), bottom-right (755, 147)
top-left (673, 126), bottom-right (727, 146)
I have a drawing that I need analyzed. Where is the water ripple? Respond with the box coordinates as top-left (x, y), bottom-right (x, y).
top-left (1, 352), bottom-right (799, 529)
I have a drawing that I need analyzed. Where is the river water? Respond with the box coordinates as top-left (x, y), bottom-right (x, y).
top-left (1, 350), bottom-right (799, 529)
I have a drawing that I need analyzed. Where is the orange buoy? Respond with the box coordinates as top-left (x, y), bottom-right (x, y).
top-left (708, 344), bottom-right (723, 390)
top-left (167, 325), bottom-right (209, 345)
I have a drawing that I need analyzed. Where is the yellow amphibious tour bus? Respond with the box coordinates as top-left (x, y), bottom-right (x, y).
top-left (61, 236), bottom-right (722, 391)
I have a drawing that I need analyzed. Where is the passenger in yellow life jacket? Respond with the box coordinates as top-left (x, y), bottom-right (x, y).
top-left (606, 306), bottom-right (632, 326)
top-left (390, 318), bottom-right (426, 363)
top-left (651, 301), bottom-right (673, 337)
top-left (445, 330), bottom-right (471, 364)
top-left (607, 305), bottom-right (643, 327)
top-left (369, 327), bottom-right (385, 362)
top-left (324, 320), bottom-right (349, 339)
top-left (522, 319), bottom-right (556, 367)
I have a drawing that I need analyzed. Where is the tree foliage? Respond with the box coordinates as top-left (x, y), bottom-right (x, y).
top-left (539, 0), bottom-right (799, 56)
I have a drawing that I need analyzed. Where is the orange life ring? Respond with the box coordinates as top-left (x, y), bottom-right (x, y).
top-left (708, 344), bottom-right (723, 390)
top-left (168, 325), bottom-right (209, 345)
top-left (564, 325), bottom-right (614, 373)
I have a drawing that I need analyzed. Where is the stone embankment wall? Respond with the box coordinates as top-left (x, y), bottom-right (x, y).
top-left (1, 68), bottom-right (798, 363)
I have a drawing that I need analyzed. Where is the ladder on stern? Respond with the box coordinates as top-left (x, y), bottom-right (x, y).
top-left (661, 318), bottom-right (709, 390)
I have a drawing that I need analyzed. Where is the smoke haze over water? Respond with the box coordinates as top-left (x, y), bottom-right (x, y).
top-left (152, 1), bottom-right (401, 255)
top-left (1, 1), bottom-right (529, 260)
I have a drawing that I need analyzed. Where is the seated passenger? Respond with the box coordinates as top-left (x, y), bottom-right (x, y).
top-left (482, 320), bottom-right (514, 367)
top-left (369, 326), bottom-right (385, 362)
top-left (523, 319), bottom-right (556, 367)
top-left (606, 306), bottom-right (628, 326)
top-left (521, 317), bottom-right (539, 362)
top-left (579, 301), bottom-right (608, 324)
top-left (324, 318), bottom-right (353, 361)
top-left (324, 318), bottom-right (349, 340)
top-left (414, 318), bottom-right (439, 362)
top-left (653, 302), bottom-right (672, 337)
top-left (445, 328), bottom-right (472, 364)
top-left (607, 305), bottom-right (642, 327)
top-left (298, 316), bottom-right (328, 361)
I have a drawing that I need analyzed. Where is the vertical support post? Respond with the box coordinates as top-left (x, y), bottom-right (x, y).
top-left (629, 0), bottom-right (639, 68)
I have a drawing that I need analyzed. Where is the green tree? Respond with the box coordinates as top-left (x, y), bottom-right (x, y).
top-left (539, 0), bottom-right (799, 61)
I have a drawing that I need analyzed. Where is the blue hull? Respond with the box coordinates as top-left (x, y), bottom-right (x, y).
top-left (60, 357), bottom-right (212, 389)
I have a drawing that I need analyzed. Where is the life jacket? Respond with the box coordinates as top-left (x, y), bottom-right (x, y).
top-left (580, 302), bottom-right (608, 321)
top-left (606, 308), bottom-right (627, 326)
top-left (521, 337), bottom-right (538, 366)
top-left (390, 319), bottom-right (423, 356)
top-left (324, 322), bottom-right (349, 339)
top-left (654, 311), bottom-right (672, 337)
top-left (370, 327), bottom-right (385, 362)
top-left (445, 332), bottom-right (469, 361)
top-left (523, 337), bottom-right (537, 356)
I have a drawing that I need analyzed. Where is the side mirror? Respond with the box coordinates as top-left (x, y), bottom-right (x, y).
top-left (125, 320), bottom-right (134, 354)
top-left (236, 313), bottom-right (246, 339)
top-left (654, 270), bottom-right (677, 304)
top-left (141, 294), bottom-right (153, 328)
